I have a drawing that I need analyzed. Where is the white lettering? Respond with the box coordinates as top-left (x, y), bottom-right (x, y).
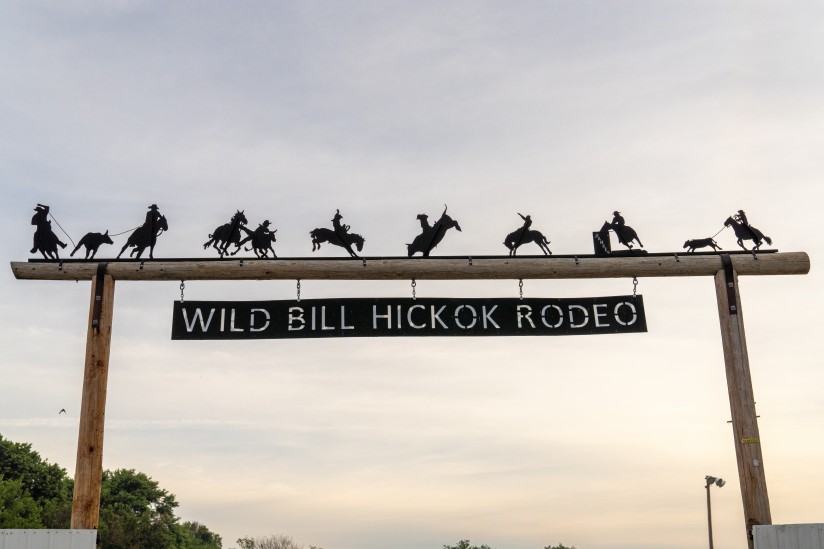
top-left (540, 305), bottom-right (563, 328)
top-left (407, 304), bottom-right (426, 329)
top-left (341, 306), bottom-right (354, 330)
top-left (517, 304), bottom-right (535, 329)
top-left (229, 308), bottom-right (244, 332)
top-left (569, 305), bottom-right (589, 328)
top-left (593, 303), bottom-right (609, 327)
top-left (288, 307), bottom-right (305, 331)
top-left (482, 305), bottom-right (500, 329)
top-left (220, 308), bottom-right (226, 331)
top-left (321, 306), bottom-right (334, 330)
top-left (454, 305), bottom-right (477, 329)
top-left (182, 308), bottom-right (215, 332)
top-left (431, 305), bottom-right (448, 329)
top-left (373, 305), bottom-right (392, 329)
top-left (614, 301), bottom-right (638, 326)
top-left (249, 309), bottom-right (270, 332)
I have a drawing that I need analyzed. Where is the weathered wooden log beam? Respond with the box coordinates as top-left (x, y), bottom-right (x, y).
top-left (10, 252), bottom-right (810, 281)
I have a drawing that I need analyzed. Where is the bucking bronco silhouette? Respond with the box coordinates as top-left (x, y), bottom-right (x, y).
top-left (310, 210), bottom-right (365, 257)
top-left (30, 204), bottom-right (67, 259)
top-left (117, 204), bottom-right (168, 259)
top-left (724, 216), bottom-right (772, 250)
top-left (407, 204), bottom-right (462, 257)
top-left (503, 213), bottom-right (551, 255)
top-left (204, 210), bottom-right (250, 257)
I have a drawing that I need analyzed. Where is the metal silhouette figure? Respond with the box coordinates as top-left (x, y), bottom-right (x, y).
top-left (604, 210), bottom-right (644, 250)
top-left (71, 231), bottom-right (114, 259)
top-left (683, 237), bottom-right (722, 253)
top-left (30, 204), bottom-right (68, 259)
top-left (117, 204), bottom-right (168, 259)
top-left (407, 204), bottom-right (462, 257)
top-left (503, 213), bottom-right (551, 255)
top-left (310, 210), bottom-right (365, 257)
top-left (239, 220), bottom-right (277, 258)
top-left (724, 212), bottom-right (772, 250)
top-left (204, 210), bottom-right (250, 257)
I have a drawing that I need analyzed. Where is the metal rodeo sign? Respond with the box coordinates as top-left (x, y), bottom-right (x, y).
top-left (172, 296), bottom-right (646, 339)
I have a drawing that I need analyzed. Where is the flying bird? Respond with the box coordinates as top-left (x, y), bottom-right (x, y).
top-left (59, 408), bottom-right (66, 414)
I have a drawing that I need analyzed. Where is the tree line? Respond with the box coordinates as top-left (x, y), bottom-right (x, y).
top-left (0, 433), bottom-right (221, 548)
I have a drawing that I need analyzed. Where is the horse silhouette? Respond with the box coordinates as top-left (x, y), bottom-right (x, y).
top-left (310, 228), bottom-right (365, 257)
top-left (71, 231), bottom-right (114, 259)
top-left (724, 216), bottom-right (772, 250)
top-left (504, 229), bottom-right (552, 255)
top-left (600, 221), bottom-right (643, 250)
top-left (407, 205), bottom-right (462, 257)
top-left (30, 204), bottom-right (67, 259)
top-left (117, 215), bottom-right (168, 259)
top-left (204, 210), bottom-right (250, 257)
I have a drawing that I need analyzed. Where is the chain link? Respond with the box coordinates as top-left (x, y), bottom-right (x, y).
top-left (632, 276), bottom-right (638, 299)
top-left (296, 279), bottom-right (301, 302)
top-left (411, 278), bottom-right (417, 300)
top-left (519, 279), bottom-right (524, 300)
top-left (179, 281), bottom-right (185, 303)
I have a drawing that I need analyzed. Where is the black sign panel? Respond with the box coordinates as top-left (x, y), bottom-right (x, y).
top-left (172, 296), bottom-right (646, 340)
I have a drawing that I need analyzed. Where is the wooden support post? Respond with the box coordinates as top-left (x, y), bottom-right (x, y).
top-left (71, 265), bottom-right (115, 529)
top-left (715, 259), bottom-right (771, 548)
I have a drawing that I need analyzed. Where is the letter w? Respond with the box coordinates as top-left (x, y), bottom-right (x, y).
top-left (182, 308), bottom-right (216, 332)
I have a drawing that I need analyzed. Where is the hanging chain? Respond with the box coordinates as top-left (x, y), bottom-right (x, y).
top-left (632, 276), bottom-right (638, 299)
top-left (411, 278), bottom-right (417, 300)
top-left (519, 278), bottom-right (524, 300)
top-left (296, 279), bottom-right (301, 302)
top-left (179, 280), bottom-right (185, 303)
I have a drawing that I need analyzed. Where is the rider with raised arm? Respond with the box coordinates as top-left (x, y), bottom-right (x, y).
top-left (30, 203), bottom-right (67, 254)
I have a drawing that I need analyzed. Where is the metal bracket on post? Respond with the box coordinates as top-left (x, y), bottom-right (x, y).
top-left (91, 263), bottom-right (107, 332)
top-left (721, 254), bottom-right (738, 315)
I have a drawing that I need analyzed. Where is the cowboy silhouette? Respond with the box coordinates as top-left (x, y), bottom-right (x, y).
top-left (734, 209), bottom-right (758, 241)
top-left (30, 203), bottom-right (67, 258)
top-left (603, 210), bottom-right (643, 250)
top-left (145, 204), bottom-right (163, 234)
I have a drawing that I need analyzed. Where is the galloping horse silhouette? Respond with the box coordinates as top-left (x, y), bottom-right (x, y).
top-left (117, 215), bottom-right (168, 259)
top-left (204, 210), bottom-right (250, 257)
top-left (504, 229), bottom-right (552, 256)
top-left (724, 216), bottom-right (772, 250)
top-left (310, 228), bottom-right (365, 257)
top-left (407, 205), bottom-right (462, 257)
top-left (600, 221), bottom-right (643, 250)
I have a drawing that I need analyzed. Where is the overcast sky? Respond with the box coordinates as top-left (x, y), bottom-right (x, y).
top-left (2, 2), bottom-right (823, 548)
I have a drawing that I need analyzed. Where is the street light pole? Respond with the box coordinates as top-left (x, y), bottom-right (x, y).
top-left (706, 475), bottom-right (726, 549)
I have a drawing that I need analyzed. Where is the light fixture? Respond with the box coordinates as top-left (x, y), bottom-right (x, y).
top-left (705, 475), bottom-right (726, 549)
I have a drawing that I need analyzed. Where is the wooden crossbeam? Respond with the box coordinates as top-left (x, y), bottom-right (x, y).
top-left (9, 251), bottom-right (810, 281)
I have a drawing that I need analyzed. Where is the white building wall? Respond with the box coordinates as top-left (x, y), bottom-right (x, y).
top-left (0, 530), bottom-right (96, 549)
top-left (754, 524), bottom-right (824, 549)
